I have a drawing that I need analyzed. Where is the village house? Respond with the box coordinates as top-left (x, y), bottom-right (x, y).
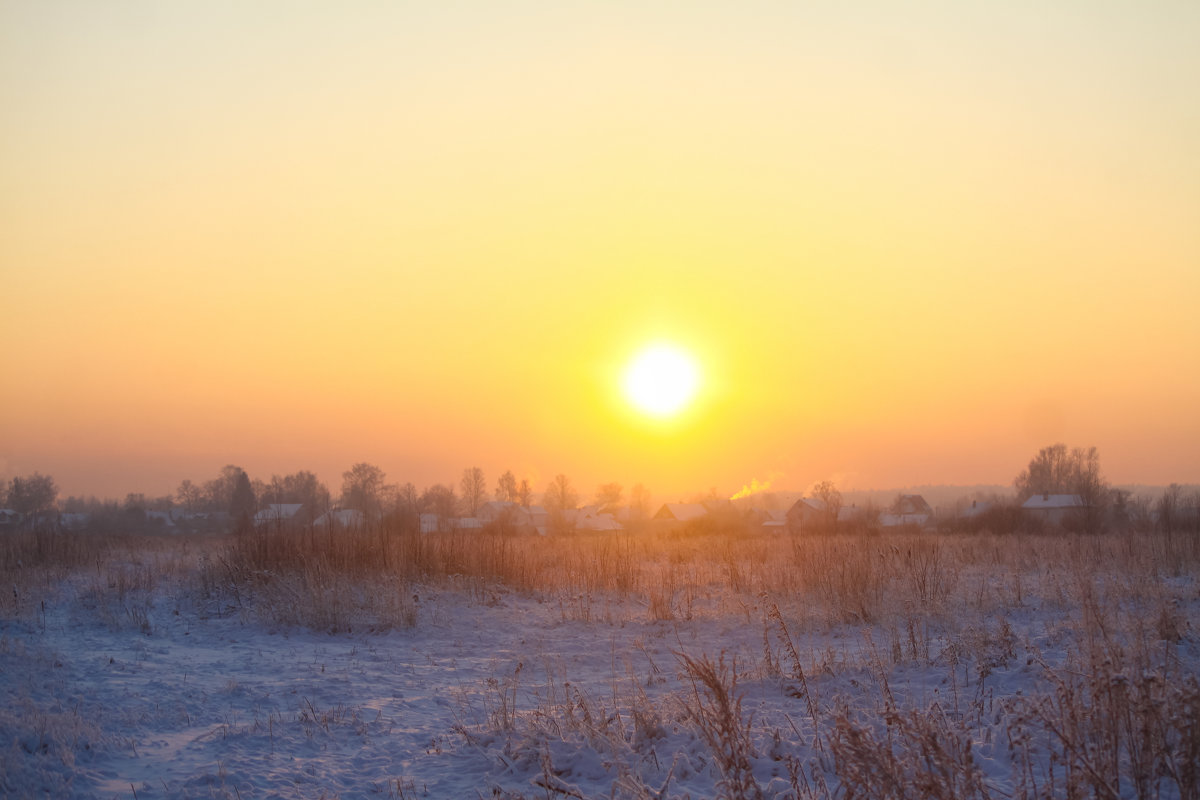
top-left (254, 503), bottom-right (304, 526)
top-left (314, 509), bottom-right (364, 528)
top-left (879, 494), bottom-right (934, 529)
top-left (1021, 494), bottom-right (1085, 526)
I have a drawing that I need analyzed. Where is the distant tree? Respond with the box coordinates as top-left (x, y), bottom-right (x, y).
top-left (811, 480), bottom-right (843, 532)
top-left (543, 474), bottom-right (578, 534)
top-left (544, 474), bottom-right (579, 513)
top-left (203, 465), bottom-right (249, 513)
top-left (342, 462), bottom-right (386, 520)
top-left (595, 482), bottom-right (623, 508)
top-left (251, 478), bottom-right (270, 510)
top-left (61, 495), bottom-right (101, 514)
top-left (459, 467), bottom-right (488, 516)
top-left (6, 472), bottom-right (58, 527)
top-left (496, 470), bottom-right (518, 503)
top-left (395, 482), bottom-right (419, 513)
top-left (176, 479), bottom-right (202, 513)
top-left (420, 484), bottom-right (457, 526)
top-left (1014, 444), bottom-right (1104, 502)
top-left (229, 469), bottom-right (256, 521)
top-left (390, 482), bottom-right (420, 532)
top-left (516, 478), bottom-right (534, 509)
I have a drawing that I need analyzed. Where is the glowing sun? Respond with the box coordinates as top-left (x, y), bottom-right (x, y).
top-left (623, 343), bottom-right (701, 418)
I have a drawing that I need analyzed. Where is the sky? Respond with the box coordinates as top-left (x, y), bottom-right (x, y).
top-left (2, 1), bottom-right (1198, 502)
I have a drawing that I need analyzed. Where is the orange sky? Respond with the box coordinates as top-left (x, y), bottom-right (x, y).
top-left (2, 2), bottom-right (1198, 501)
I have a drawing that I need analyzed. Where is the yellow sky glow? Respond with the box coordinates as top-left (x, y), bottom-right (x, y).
top-left (2, 2), bottom-right (1198, 500)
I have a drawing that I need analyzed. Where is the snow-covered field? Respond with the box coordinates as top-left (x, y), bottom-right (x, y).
top-left (3, 530), bottom-right (1198, 799)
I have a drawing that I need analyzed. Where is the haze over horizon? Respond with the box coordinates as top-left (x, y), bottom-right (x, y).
top-left (3, 2), bottom-right (1198, 501)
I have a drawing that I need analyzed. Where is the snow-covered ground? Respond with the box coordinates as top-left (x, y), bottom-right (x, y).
top-left (3, 535), bottom-right (1199, 799)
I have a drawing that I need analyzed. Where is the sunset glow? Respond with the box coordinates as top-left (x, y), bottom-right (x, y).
top-left (1, 2), bottom-right (1198, 499)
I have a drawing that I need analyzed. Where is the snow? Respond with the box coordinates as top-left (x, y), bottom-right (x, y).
top-left (3, 537), bottom-right (1199, 799)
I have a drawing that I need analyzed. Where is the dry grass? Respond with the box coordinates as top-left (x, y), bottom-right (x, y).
top-left (4, 519), bottom-right (1198, 797)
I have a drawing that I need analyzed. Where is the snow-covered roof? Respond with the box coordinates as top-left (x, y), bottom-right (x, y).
top-left (577, 513), bottom-right (623, 531)
top-left (893, 495), bottom-right (933, 515)
top-left (1021, 494), bottom-right (1084, 510)
top-left (960, 501), bottom-right (992, 519)
top-left (315, 509), bottom-right (364, 527)
top-left (254, 503), bottom-right (304, 523)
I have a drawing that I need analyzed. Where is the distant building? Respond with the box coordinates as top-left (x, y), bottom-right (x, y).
top-left (1021, 494), bottom-right (1084, 526)
top-left (314, 509), bottom-right (364, 528)
top-left (880, 495), bottom-right (934, 529)
top-left (575, 505), bottom-right (624, 531)
top-left (752, 508), bottom-right (788, 533)
top-left (960, 500), bottom-right (992, 520)
top-left (786, 497), bottom-right (826, 532)
top-left (254, 504), bottom-right (304, 526)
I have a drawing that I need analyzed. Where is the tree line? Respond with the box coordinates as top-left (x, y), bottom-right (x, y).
top-left (3, 464), bottom-right (653, 533)
top-left (3, 443), bottom-right (1197, 535)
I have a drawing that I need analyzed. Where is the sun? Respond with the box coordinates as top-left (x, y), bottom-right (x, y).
top-left (623, 343), bottom-right (701, 418)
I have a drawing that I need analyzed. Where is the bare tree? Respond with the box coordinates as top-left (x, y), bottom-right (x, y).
top-left (6, 472), bottom-right (58, 528)
top-left (176, 479), bottom-right (203, 513)
top-left (496, 470), bottom-right (518, 503)
top-left (517, 478), bottom-right (534, 508)
top-left (595, 482), bottom-right (623, 508)
top-left (811, 480), bottom-right (843, 533)
top-left (342, 462), bottom-right (387, 520)
top-left (393, 482), bottom-right (420, 533)
top-left (420, 484), bottom-right (457, 529)
top-left (460, 467), bottom-right (488, 516)
top-left (544, 473), bottom-right (579, 512)
top-left (543, 473), bottom-right (578, 533)
top-left (203, 465), bottom-right (250, 513)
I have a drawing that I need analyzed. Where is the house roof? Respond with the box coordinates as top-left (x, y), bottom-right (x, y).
top-left (787, 497), bottom-right (826, 514)
top-left (254, 503), bottom-right (303, 523)
top-left (654, 503), bottom-right (708, 522)
top-left (1021, 494), bottom-right (1084, 510)
top-left (961, 500), bottom-right (992, 518)
top-left (761, 509), bottom-right (788, 528)
top-left (578, 513), bottom-right (624, 531)
top-left (894, 495), bottom-right (933, 515)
